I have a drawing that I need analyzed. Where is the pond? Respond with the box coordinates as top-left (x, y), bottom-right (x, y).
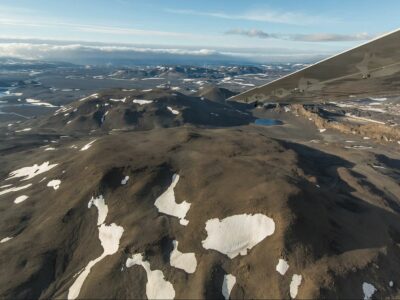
top-left (254, 119), bottom-right (283, 126)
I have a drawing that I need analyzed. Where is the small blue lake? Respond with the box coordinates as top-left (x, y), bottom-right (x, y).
top-left (254, 119), bottom-right (283, 126)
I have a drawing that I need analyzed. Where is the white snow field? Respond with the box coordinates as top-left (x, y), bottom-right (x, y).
top-left (154, 174), bottom-right (191, 226)
top-left (121, 176), bottom-right (129, 185)
top-left (222, 274), bottom-right (236, 300)
top-left (88, 195), bottom-right (108, 225)
top-left (67, 195), bottom-right (124, 299)
top-left (126, 253), bottom-right (175, 299)
top-left (14, 195), bottom-right (29, 204)
top-left (47, 179), bottom-right (61, 190)
top-left (169, 240), bottom-right (197, 273)
top-left (80, 140), bottom-right (97, 151)
top-left (201, 213), bottom-right (275, 258)
top-left (362, 282), bottom-right (377, 300)
top-left (133, 99), bottom-right (153, 105)
top-left (26, 98), bottom-right (57, 108)
top-left (79, 93), bottom-right (99, 102)
top-left (167, 106), bottom-right (179, 115)
top-left (110, 97), bottom-right (126, 103)
top-left (276, 259), bottom-right (289, 275)
top-left (290, 274), bottom-right (302, 299)
top-left (0, 237), bottom-right (13, 243)
top-left (6, 161), bottom-right (58, 181)
top-left (0, 184), bottom-right (32, 196)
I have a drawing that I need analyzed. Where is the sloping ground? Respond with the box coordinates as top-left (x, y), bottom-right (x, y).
top-left (195, 86), bottom-right (237, 103)
top-left (17, 89), bottom-right (254, 135)
top-left (0, 125), bottom-right (399, 299)
top-left (281, 104), bottom-right (400, 144)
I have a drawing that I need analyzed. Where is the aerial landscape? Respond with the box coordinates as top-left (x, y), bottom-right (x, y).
top-left (0, 1), bottom-right (399, 299)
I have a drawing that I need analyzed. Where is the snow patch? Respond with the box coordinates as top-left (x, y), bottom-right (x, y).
top-left (0, 184), bottom-right (32, 196)
top-left (154, 174), bottom-right (191, 226)
top-left (68, 195), bottom-right (124, 300)
top-left (100, 111), bottom-right (109, 124)
top-left (126, 253), bottom-right (175, 299)
top-left (110, 97), bottom-right (126, 103)
top-left (290, 274), bottom-right (302, 298)
top-left (14, 195), bottom-right (28, 204)
top-left (79, 93), bottom-right (99, 102)
top-left (47, 179), bottom-right (61, 190)
top-left (0, 184), bottom-right (12, 189)
top-left (167, 106), bottom-right (179, 115)
top-left (169, 240), bottom-right (197, 273)
top-left (88, 195), bottom-right (109, 225)
top-left (121, 176), bottom-right (129, 185)
top-left (26, 98), bottom-right (57, 108)
top-left (6, 161), bottom-right (58, 181)
top-left (54, 106), bottom-right (72, 116)
top-left (0, 237), bottom-right (13, 243)
top-left (276, 259), bottom-right (289, 275)
top-left (44, 147), bottom-right (56, 151)
top-left (222, 274), bottom-right (236, 300)
top-left (362, 282), bottom-right (377, 300)
top-left (142, 77), bottom-right (164, 81)
top-left (345, 113), bottom-right (385, 124)
top-left (133, 99), bottom-right (153, 105)
top-left (80, 139), bottom-right (97, 151)
top-left (201, 213), bottom-right (275, 258)
top-left (344, 145), bottom-right (373, 150)
top-left (15, 128), bottom-right (31, 132)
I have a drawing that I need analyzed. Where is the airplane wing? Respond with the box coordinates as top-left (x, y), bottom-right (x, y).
top-left (230, 28), bottom-right (400, 104)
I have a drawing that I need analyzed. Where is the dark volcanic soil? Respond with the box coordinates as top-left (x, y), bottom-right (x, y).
top-left (0, 89), bottom-right (399, 299)
top-left (26, 88), bottom-right (255, 135)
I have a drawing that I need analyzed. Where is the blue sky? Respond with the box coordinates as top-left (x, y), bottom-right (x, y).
top-left (0, 0), bottom-right (399, 63)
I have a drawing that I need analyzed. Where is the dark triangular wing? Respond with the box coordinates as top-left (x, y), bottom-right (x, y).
top-left (230, 28), bottom-right (400, 104)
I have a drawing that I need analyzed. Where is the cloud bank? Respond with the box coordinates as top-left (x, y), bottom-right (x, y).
top-left (0, 39), bottom-right (331, 65)
top-left (225, 29), bottom-right (376, 42)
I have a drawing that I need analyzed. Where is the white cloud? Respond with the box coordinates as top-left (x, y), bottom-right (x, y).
top-left (0, 2), bottom-right (198, 39)
top-left (0, 38), bottom-right (333, 64)
top-left (0, 43), bottom-right (218, 59)
top-left (292, 32), bottom-right (375, 42)
top-left (226, 29), bottom-right (273, 39)
top-left (166, 8), bottom-right (336, 25)
top-left (225, 29), bottom-right (376, 42)
top-left (0, 42), bottom-right (219, 60)
top-left (0, 4), bottom-right (36, 15)
top-left (0, 18), bottom-right (195, 38)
